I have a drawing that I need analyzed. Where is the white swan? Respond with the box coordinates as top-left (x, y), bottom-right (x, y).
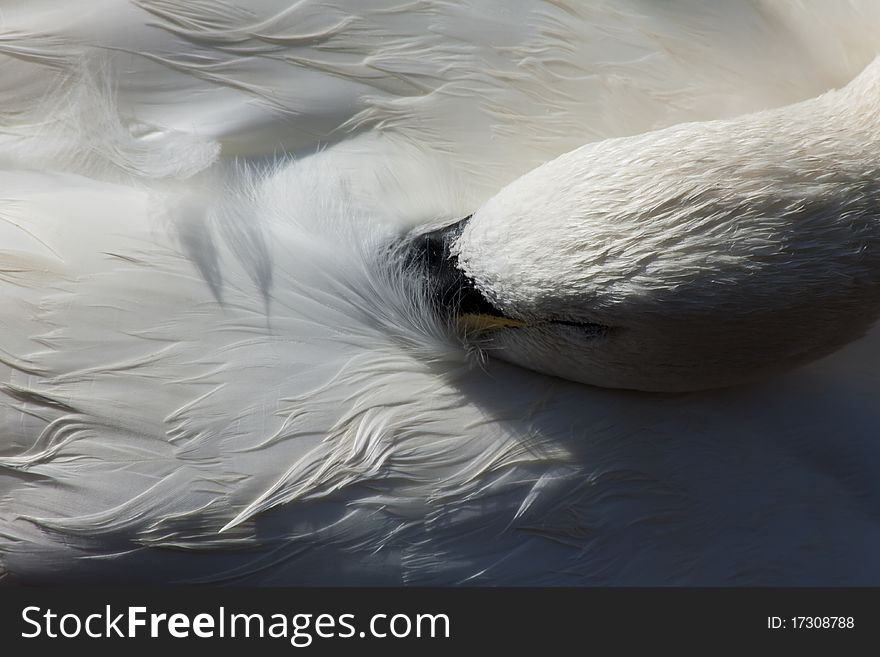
top-left (439, 59), bottom-right (880, 391)
top-left (1, 0), bottom-right (879, 585)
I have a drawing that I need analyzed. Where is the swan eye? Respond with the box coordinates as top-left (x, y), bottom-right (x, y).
top-left (546, 319), bottom-right (609, 336)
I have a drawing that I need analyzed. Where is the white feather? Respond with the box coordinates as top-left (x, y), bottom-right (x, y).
top-left (457, 57), bottom-right (880, 391)
top-left (1, 1), bottom-right (879, 585)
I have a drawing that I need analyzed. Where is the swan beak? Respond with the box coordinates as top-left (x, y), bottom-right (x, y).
top-left (406, 216), bottom-right (524, 330)
top-left (458, 313), bottom-right (526, 332)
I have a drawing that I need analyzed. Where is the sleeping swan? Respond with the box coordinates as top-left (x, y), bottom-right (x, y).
top-left (2, 1), bottom-right (880, 585)
top-left (412, 57), bottom-right (880, 391)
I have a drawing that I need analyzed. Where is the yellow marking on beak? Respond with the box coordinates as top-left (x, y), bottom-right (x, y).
top-left (458, 313), bottom-right (526, 332)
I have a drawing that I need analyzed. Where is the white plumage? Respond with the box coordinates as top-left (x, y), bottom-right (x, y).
top-left (457, 58), bottom-right (880, 391)
top-left (1, 0), bottom-right (879, 584)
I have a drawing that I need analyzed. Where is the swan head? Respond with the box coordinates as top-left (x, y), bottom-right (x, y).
top-left (406, 68), bottom-right (880, 392)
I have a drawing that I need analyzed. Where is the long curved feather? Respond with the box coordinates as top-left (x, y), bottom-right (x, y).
top-left (1, 1), bottom-right (879, 585)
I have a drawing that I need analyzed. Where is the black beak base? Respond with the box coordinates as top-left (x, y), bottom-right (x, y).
top-left (404, 216), bottom-right (509, 319)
